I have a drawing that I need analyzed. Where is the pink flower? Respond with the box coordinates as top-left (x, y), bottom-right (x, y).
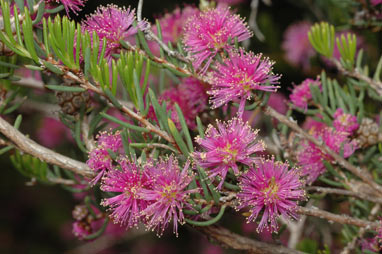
top-left (86, 131), bottom-right (123, 185)
top-left (193, 118), bottom-right (265, 189)
top-left (151, 78), bottom-right (208, 129)
top-left (208, 49), bottom-right (280, 116)
top-left (101, 158), bottom-right (152, 228)
top-left (302, 117), bottom-right (326, 133)
top-left (183, 7), bottom-right (252, 73)
top-left (36, 117), bottom-right (72, 148)
top-left (372, 0), bottom-right (382, 5)
top-left (154, 6), bottom-right (199, 44)
top-left (46, 0), bottom-right (86, 15)
top-left (289, 78), bottom-right (321, 110)
top-left (333, 108), bottom-right (359, 135)
top-left (360, 238), bottom-right (380, 252)
top-left (82, 4), bottom-right (147, 60)
top-left (140, 156), bottom-right (197, 236)
top-left (282, 21), bottom-right (315, 70)
top-left (297, 127), bottom-right (358, 184)
top-left (237, 158), bottom-right (305, 233)
top-left (72, 221), bottom-right (91, 240)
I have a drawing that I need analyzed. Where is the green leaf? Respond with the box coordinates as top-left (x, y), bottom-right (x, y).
top-left (42, 60), bottom-right (63, 74)
top-left (308, 22), bottom-right (335, 58)
top-left (45, 85), bottom-right (85, 92)
top-left (100, 112), bottom-right (149, 133)
top-left (174, 104), bottom-right (193, 152)
top-left (168, 118), bottom-right (189, 156)
top-left (185, 205), bottom-right (226, 226)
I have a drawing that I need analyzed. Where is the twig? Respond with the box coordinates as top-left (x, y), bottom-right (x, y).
top-left (46, 176), bottom-right (76, 185)
top-left (263, 106), bottom-right (382, 196)
top-left (197, 225), bottom-right (306, 254)
top-left (81, 116), bottom-right (96, 151)
top-left (307, 186), bottom-right (382, 204)
top-left (136, 0), bottom-right (189, 62)
top-left (61, 70), bottom-right (177, 147)
top-left (281, 200), bottom-right (313, 249)
top-left (0, 116), bottom-right (94, 178)
top-left (340, 204), bottom-right (380, 254)
top-left (248, 0), bottom-right (265, 42)
top-left (333, 59), bottom-right (382, 97)
top-left (12, 77), bottom-right (45, 90)
top-left (297, 206), bottom-right (379, 229)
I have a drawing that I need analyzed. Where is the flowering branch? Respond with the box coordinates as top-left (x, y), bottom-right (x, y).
top-left (0, 116), bottom-right (94, 178)
top-left (263, 106), bottom-right (382, 195)
top-left (59, 67), bottom-right (177, 147)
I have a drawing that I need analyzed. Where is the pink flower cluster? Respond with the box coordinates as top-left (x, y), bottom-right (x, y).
top-left (154, 6), bottom-right (199, 44)
top-left (289, 78), bottom-right (321, 110)
top-left (208, 49), bottom-right (280, 116)
top-left (183, 6), bottom-right (252, 73)
top-left (101, 156), bottom-right (197, 236)
top-left (193, 118), bottom-right (265, 189)
top-left (86, 131), bottom-right (123, 185)
top-left (297, 127), bottom-right (358, 184)
top-left (152, 78), bottom-right (209, 129)
top-left (282, 21), bottom-right (315, 70)
top-left (333, 108), bottom-right (359, 135)
top-left (237, 158), bottom-right (305, 232)
top-left (82, 4), bottom-right (147, 60)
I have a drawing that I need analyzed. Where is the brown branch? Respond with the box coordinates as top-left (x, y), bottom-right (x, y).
top-left (0, 116), bottom-right (94, 178)
top-left (333, 59), bottom-right (382, 96)
top-left (307, 186), bottom-right (382, 204)
top-left (263, 106), bottom-right (382, 196)
top-left (62, 70), bottom-right (176, 147)
top-left (197, 225), bottom-right (306, 254)
top-left (297, 206), bottom-right (379, 229)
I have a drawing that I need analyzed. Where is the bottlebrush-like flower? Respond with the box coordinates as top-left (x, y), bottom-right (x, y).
top-left (86, 131), bottom-right (123, 185)
top-left (237, 158), bottom-right (305, 233)
top-left (282, 21), bottom-right (315, 70)
top-left (183, 7), bottom-right (252, 73)
top-left (154, 6), bottom-right (199, 44)
top-left (333, 108), bottom-right (359, 135)
top-left (208, 49), bottom-right (280, 116)
top-left (46, 0), bottom-right (86, 15)
top-left (140, 156), bottom-right (197, 236)
top-left (289, 78), bottom-right (321, 110)
top-left (101, 158), bottom-right (152, 228)
top-left (297, 127), bottom-right (358, 184)
top-left (82, 4), bottom-right (147, 60)
top-left (193, 118), bottom-right (265, 189)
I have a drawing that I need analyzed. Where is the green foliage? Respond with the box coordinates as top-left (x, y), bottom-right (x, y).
top-left (308, 22), bottom-right (335, 58)
top-left (10, 150), bottom-right (50, 182)
top-left (336, 33), bottom-right (357, 69)
top-left (296, 239), bottom-right (318, 254)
